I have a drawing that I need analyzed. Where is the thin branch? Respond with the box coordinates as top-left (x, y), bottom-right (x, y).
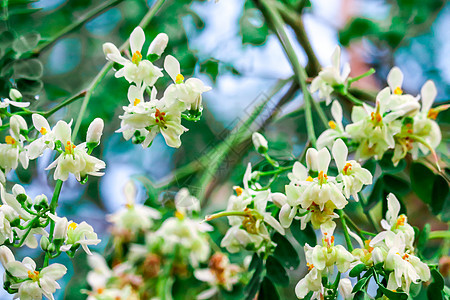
top-left (33, 0), bottom-right (126, 54)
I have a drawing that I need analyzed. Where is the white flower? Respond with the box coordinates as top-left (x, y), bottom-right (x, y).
top-left (332, 139), bottom-right (372, 200)
top-left (86, 118), bottom-right (104, 145)
top-left (174, 187), bottom-right (200, 214)
top-left (372, 231), bottom-right (430, 293)
top-left (45, 120), bottom-right (106, 181)
top-left (153, 215), bottom-right (212, 267)
top-left (317, 100), bottom-right (348, 149)
top-left (118, 87), bottom-right (188, 148)
top-left (194, 252), bottom-right (240, 298)
top-left (107, 181), bottom-right (161, 233)
top-left (0, 184), bottom-right (32, 221)
top-left (9, 89), bottom-right (22, 101)
top-left (386, 67), bottom-right (420, 116)
top-left (6, 257), bottom-right (66, 300)
top-left (27, 114), bottom-right (56, 159)
top-left (0, 95), bottom-right (30, 108)
top-left (371, 193), bottom-right (415, 250)
top-left (50, 214), bottom-right (68, 240)
top-left (346, 88), bottom-right (402, 160)
top-left (409, 80), bottom-right (445, 159)
top-left (163, 55), bottom-right (211, 111)
top-left (103, 26), bottom-right (163, 87)
top-left (221, 226), bottom-right (265, 253)
top-left (0, 245), bottom-right (15, 267)
top-left (0, 120), bottom-right (28, 174)
top-left (304, 223), bottom-right (354, 274)
top-left (310, 46), bottom-right (350, 105)
top-left (295, 267), bottom-right (324, 299)
top-left (0, 205), bottom-right (17, 244)
top-left (85, 252), bottom-right (113, 296)
top-left (300, 148), bottom-right (347, 211)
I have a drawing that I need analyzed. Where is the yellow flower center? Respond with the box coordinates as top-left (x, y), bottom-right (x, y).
top-left (5, 135), bottom-right (16, 145)
top-left (175, 211), bottom-right (184, 220)
top-left (175, 74), bottom-right (184, 84)
top-left (155, 108), bottom-right (166, 125)
top-left (28, 270), bottom-right (39, 281)
top-left (370, 111), bottom-right (382, 124)
top-left (364, 240), bottom-right (374, 253)
top-left (343, 162), bottom-right (352, 175)
top-left (65, 141), bottom-right (76, 155)
top-left (40, 127), bottom-right (47, 135)
top-left (394, 87), bottom-right (403, 95)
top-left (396, 215), bottom-right (406, 227)
top-left (306, 176), bottom-right (313, 182)
top-left (133, 98), bottom-right (141, 106)
top-left (318, 171), bottom-right (328, 184)
top-left (427, 108), bottom-right (438, 120)
top-left (234, 186), bottom-right (243, 196)
top-left (328, 120), bottom-right (336, 129)
top-left (68, 222), bottom-right (78, 230)
top-left (307, 263), bottom-right (314, 271)
top-left (131, 51), bottom-right (142, 65)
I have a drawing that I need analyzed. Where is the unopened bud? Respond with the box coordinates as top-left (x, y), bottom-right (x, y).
top-left (338, 278), bottom-right (353, 300)
top-left (270, 193), bottom-right (287, 208)
top-left (34, 194), bottom-right (49, 210)
top-left (12, 184), bottom-right (27, 199)
top-left (86, 118), bottom-right (104, 145)
top-left (252, 132), bottom-right (268, 154)
top-left (40, 236), bottom-right (50, 251)
top-left (102, 42), bottom-right (121, 58)
top-left (9, 89), bottom-right (22, 101)
top-left (53, 216), bottom-right (68, 240)
top-left (147, 33), bottom-right (169, 60)
top-left (0, 246), bottom-right (15, 268)
top-left (10, 115), bottom-right (27, 139)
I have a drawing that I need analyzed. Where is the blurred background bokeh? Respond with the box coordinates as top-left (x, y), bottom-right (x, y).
top-left (1, 0), bottom-right (449, 298)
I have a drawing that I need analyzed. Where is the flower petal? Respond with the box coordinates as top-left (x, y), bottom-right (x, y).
top-left (387, 67), bottom-right (403, 91)
top-left (332, 139), bottom-right (348, 172)
top-left (420, 80), bottom-right (437, 113)
top-left (164, 55), bottom-right (181, 82)
top-left (130, 26), bottom-right (145, 54)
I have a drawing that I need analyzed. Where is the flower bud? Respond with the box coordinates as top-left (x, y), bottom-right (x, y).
top-left (86, 118), bottom-right (104, 145)
top-left (338, 278), bottom-right (353, 300)
top-left (9, 115), bottom-right (27, 139)
top-left (40, 236), bottom-right (50, 251)
top-left (102, 42), bottom-right (121, 57)
top-left (9, 89), bottom-right (22, 101)
top-left (147, 33), bottom-right (169, 59)
top-left (0, 246), bottom-right (15, 268)
top-left (53, 216), bottom-right (68, 240)
top-left (34, 194), bottom-right (49, 211)
top-left (252, 132), bottom-right (268, 154)
top-left (371, 247), bottom-right (384, 265)
top-left (270, 192), bottom-right (287, 208)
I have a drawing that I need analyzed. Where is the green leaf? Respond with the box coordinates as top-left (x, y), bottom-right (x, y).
top-left (349, 263), bottom-right (367, 278)
top-left (378, 152), bottom-right (406, 173)
top-left (382, 174), bottom-right (409, 195)
top-left (373, 270), bottom-right (408, 300)
top-left (410, 162), bottom-right (435, 204)
top-left (16, 78), bottom-right (43, 95)
top-left (272, 232), bottom-right (300, 269)
top-left (339, 17), bottom-right (380, 46)
top-left (258, 277), bottom-right (280, 300)
top-left (352, 275), bottom-right (371, 293)
top-left (245, 257), bottom-right (263, 300)
top-left (199, 58), bottom-right (219, 83)
top-left (354, 291), bottom-right (370, 300)
top-left (366, 175), bottom-right (384, 212)
top-left (239, 0), bottom-right (269, 46)
top-left (13, 59), bottom-right (43, 80)
top-left (427, 268), bottom-right (444, 300)
top-left (417, 223), bottom-right (430, 251)
top-left (265, 256), bottom-right (289, 286)
top-left (291, 221), bottom-right (316, 246)
top-left (0, 31), bottom-right (15, 49)
top-left (431, 175), bottom-right (448, 215)
top-left (12, 32), bottom-right (40, 53)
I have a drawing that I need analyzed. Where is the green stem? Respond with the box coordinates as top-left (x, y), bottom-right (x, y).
top-left (358, 192), bottom-right (380, 232)
top-left (33, 0), bottom-right (126, 54)
top-left (205, 211), bottom-right (250, 221)
top-left (259, 0), bottom-right (316, 146)
top-left (71, 0), bottom-right (166, 140)
top-left (257, 165), bottom-right (292, 177)
top-left (43, 180), bottom-right (63, 267)
top-left (429, 230), bottom-right (450, 240)
top-left (311, 98), bottom-right (329, 128)
top-left (348, 68), bottom-right (375, 84)
top-left (337, 209), bottom-right (353, 251)
top-left (263, 152), bottom-right (279, 168)
top-left (343, 214), bottom-right (365, 240)
top-left (344, 92), bottom-right (364, 106)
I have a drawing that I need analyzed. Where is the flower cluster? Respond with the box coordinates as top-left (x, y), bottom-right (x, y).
top-left (216, 163), bottom-right (285, 254)
top-left (0, 184), bottom-right (100, 299)
top-left (276, 139), bottom-right (372, 231)
top-left (86, 184), bottom-right (245, 299)
top-left (313, 48), bottom-right (447, 165)
top-left (104, 27), bottom-right (211, 148)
